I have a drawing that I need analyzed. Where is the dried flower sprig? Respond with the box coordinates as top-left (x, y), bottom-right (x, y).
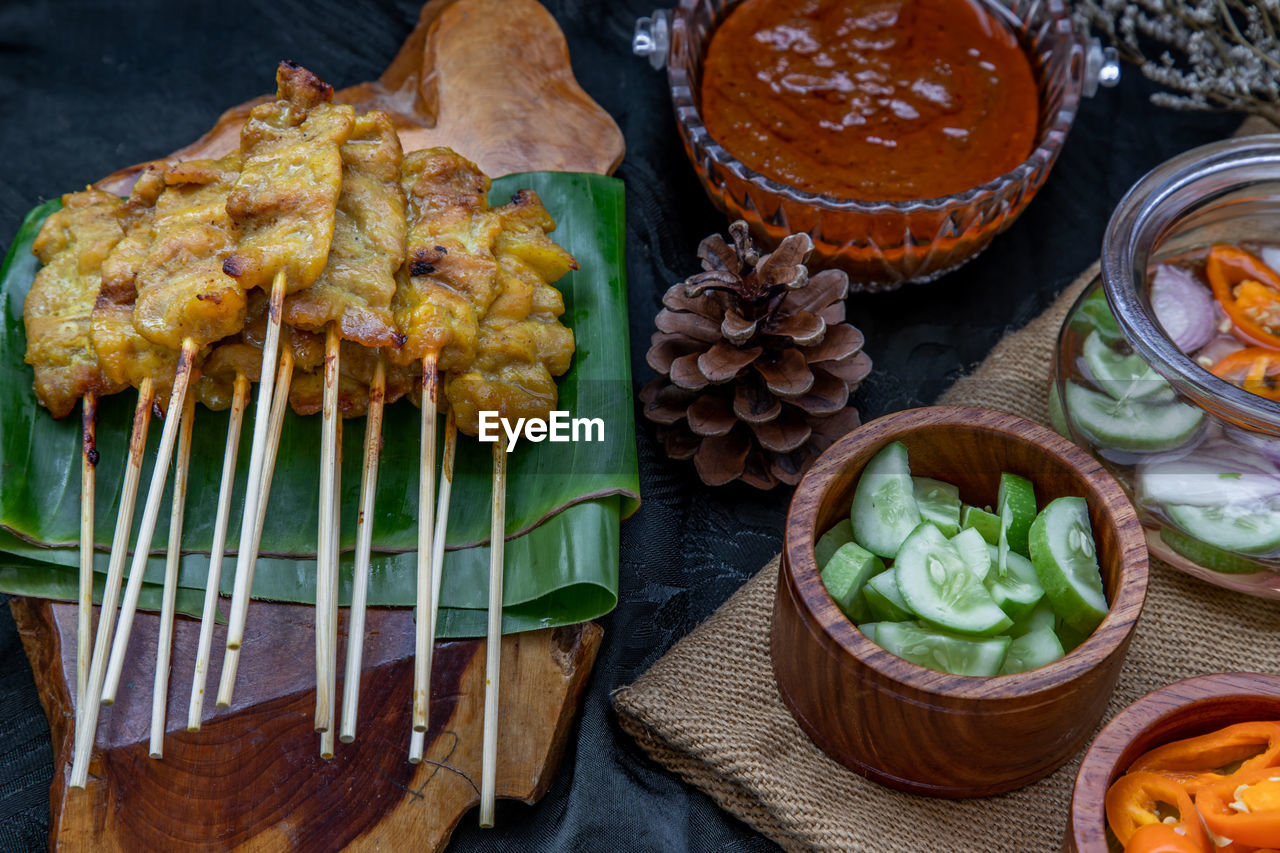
top-left (1075, 0), bottom-right (1280, 127)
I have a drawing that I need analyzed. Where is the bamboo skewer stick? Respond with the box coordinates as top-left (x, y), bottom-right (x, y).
top-left (187, 370), bottom-right (250, 730)
top-left (77, 393), bottom-right (99, 715)
top-left (70, 378), bottom-right (155, 789)
top-left (316, 324), bottom-right (341, 735)
top-left (321, 415), bottom-right (342, 760)
top-left (408, 411), bottom-right (456, 766)
top-left (339, 359), bottom-right (386, 743)
top-left (479, 442), bottom-right (508, 829)
top-left (219, 268), bottom-right (288, 704)
top-left (217, 349), bottom-right (293, 708)
top-left (149, 392), bottom-right (195, 758)
top-left (409, 729), bottom-right (425, 765)
top-left (412, 355), bottom-right (439, 734)
top-left (102, 338), bottom-right (200, 704)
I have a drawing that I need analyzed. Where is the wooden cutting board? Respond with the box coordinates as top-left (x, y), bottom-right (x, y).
top-left (14, 599), bottom-right (601, 851)
top-left (18, 0), bottom-right (623, 848)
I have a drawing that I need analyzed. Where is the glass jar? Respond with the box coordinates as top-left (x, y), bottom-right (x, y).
top-left (634, 0), bottom-right (1119, 291)
top-left (1053, 135), bottom-right (1280, 598)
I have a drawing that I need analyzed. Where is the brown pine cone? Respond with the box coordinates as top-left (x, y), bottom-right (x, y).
top-left (640, 221), bottom-right (872, 489)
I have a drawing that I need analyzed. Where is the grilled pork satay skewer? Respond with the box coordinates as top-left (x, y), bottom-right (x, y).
top-left (279, 109), bottom-right (404, 740)
top-left (480, 442), bottom-right (507, 827)
top-left (184, 335), bottom-right (282, 728)
top-left (340, 358), bottom-right (385, 743)
top-left (320, 412), bottom-right (342, 760)
top-left (395, 148), bottom-right (514, 737)
top-left (70, 171), bottom-right (180, 788)
top-left (216, 312), bottom-right (320, 707)
top-left (149, 392), bottom-right (195, 757)
top-left (443, 184), bottom-right (579, 823)
top-left (316, 324), bottom-right (341, 736)
top-left (218, 62), bottom-right (353, 707)
top-left (285, 343), bottom-right (413, 742)
top-left (23, 189), bottom-right (130, 735)
top-left (78, 394), bottom-right (97, 701)
top-left (186, 350), bottom-right (252, 730)
top-left (408, 410), bottom-right (457, 766)
top-left (103, 152), bottom-right (247, 706)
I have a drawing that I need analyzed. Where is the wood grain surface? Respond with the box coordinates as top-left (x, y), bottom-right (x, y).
top-left (1064, 672), bottom-right (1280, 853)
top-left (771, 406), bottom-right (1149, 797)
top-left (96, 0), bottom-right (625, 196)
top-left (13, 597), bottom-right (601, 851)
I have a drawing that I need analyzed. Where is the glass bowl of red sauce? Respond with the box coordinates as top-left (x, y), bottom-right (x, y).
top-left (1052, 135), bottom-right (1280, 598)
top-left (634, 0), bottom-right (1117, 291)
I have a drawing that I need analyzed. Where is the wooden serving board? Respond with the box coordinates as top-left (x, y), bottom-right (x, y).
top-left (14, 599), bottom-right (601, 851)
top-left (16, 0), bottom-right (623, 847)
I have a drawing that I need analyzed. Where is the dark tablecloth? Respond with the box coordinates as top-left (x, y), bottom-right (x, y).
top-left (0, 1), bottom-right (1241, 850)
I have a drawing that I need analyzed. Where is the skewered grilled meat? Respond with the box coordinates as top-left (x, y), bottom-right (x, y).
top-left (223, 61), bottom-right (354, 293)
top-left (94, 170), bottom-right (181, 405)
top-left (392, 148), bottom-right (502, 371)
top-left (283, 111), bottom-right (406, 348)
top-left (24, 190), bottom-right (128, 418)
top-left (289, 343), bottom-right (416, 417)
top-left (131, 154), bottom-right (245, 351)
top-left (193, 289), bottom-right (323, 409)
top-left (193, 342), bottom-right (262, 410)
top-left (445, 189), bottom-right (576, 435)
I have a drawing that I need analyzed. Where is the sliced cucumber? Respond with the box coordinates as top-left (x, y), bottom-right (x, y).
top-left (1081, 330), bottom-right (1174, 402)
top-left (1008, 601), bottom-right (1057, 638)
top-left (1070, 286), bottom-right (1124, 344)
top-left (1028, 497), bottom-right (1108, 634)
top-left (873, 621), bottom-right (1012, 677)
top-left (820, 542), bottom-right (884, 621)
top-left (815, 519), bottom-right (855, 569)
top-left (895, 524), bottom-right (1012, 636)
top-left (952, 527), bottom-right (992, 583)
top-left (1065, 382), bottom-right (1203, 454)
top-left (913, 477), bottom-right (962, 537)
top-left (961, 505), bottom-right (1002, 545)
top-left (863, 570), bottom-right (914, 622)
top-left (852, 442), bottom-right (923, 558)
top-left (999, 627), bottom-right (1065, 675)
top-left (1056, 620), bottom-right (1091, 654)
top-left (858, 622), bottom-right (882, 644)
top-left (1048, 381), bottom-right (1071, 439)
top-left (984, 545), bottom-right (1045, 621)
top-left (1160, 527), bottom-right (1266, 575)
top-left (1164, 503), bottom-right (1280, 556)
top-left (997, 503), bottom-right (1013, 578)
top-left (997, 473), bottom-right (1036, 558)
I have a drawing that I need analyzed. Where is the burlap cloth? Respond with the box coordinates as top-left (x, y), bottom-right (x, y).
top-left (614, 255), bottom-right (1280, 851)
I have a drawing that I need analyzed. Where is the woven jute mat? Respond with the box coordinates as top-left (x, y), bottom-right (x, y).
top-left (614, 262), bottom-right (1280, 851)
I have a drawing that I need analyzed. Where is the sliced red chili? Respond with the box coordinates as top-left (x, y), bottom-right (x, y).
top-left (1211, 348), bottom-right (1280, 401)
top-left (1206, 245), bottom-right (1280, 350)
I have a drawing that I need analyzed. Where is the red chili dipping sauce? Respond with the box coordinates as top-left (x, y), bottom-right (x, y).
top-left (700, 0), bottom-right (1040, 202)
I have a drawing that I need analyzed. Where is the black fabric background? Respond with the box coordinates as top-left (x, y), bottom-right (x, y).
top-left (0, 1), bottom-right (1241, 850)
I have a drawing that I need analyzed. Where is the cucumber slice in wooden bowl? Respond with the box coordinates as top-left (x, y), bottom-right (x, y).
top-left (775, 406), bottom-right (1147, 798)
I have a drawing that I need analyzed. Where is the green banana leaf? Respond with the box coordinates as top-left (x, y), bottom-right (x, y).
top-left (0, 174), bottom-right (635, 636)
top-left (0, 559), bottom-right (210, 621)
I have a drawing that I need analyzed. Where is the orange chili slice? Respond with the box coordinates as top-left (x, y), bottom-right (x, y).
top-left (1107, 771), bottom-right (1210, 848)
top-left (1206, 245), bottom-right (1280, 350)
top-left (1212, 348), bottom-right (1280, 400)
top-left (1128, 722), bottom-right (1280, 789)
top-left (1126, 821), bottom-right (1210, 852)
top-left (1195, 766), bottom-right (1280, 849)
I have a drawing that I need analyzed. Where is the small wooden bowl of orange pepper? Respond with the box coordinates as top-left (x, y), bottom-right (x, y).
top-left (1066, 672), bottom-right (1280, 853)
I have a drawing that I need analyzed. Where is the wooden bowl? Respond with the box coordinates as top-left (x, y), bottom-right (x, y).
top-left (771, 406), bottom-right (1148, 797)
top-left (1065, 673), bottom-right (1280, 852)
